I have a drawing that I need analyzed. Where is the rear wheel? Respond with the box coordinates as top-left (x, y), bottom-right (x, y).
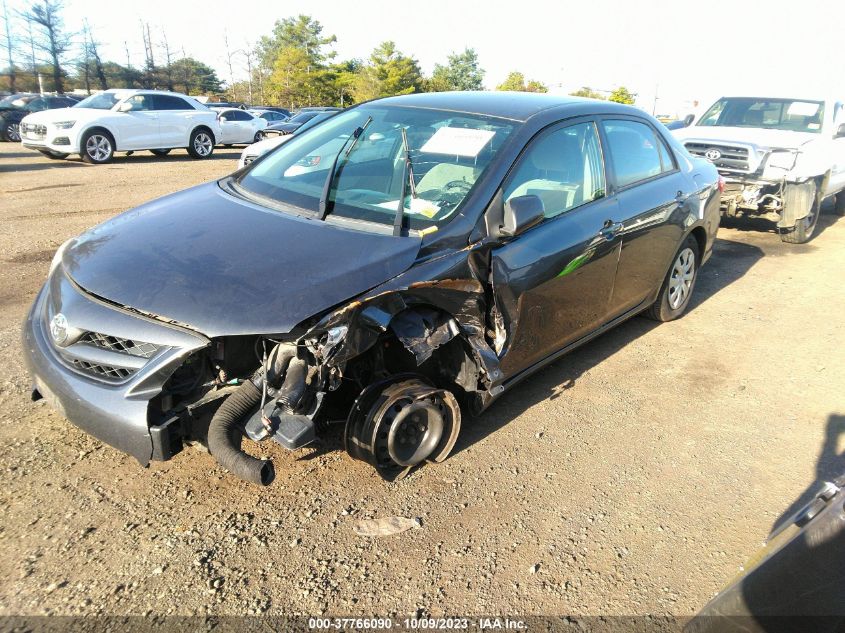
top-left (81, 129), bottom-right (114, 164)
top-left (834, 192), bottom-right (845, 217)
top-left (253, 131), bottom-right (264, 143)
top-left (150, 148), bottom-right (171, 156)
top-left (187, 128), bottom-right (214, 159)
top-left (645, 235), bottom-right (700, 322)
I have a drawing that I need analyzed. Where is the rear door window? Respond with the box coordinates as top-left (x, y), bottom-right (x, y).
top-left (602, 120), bottom-right (667, 188)
top-left (154, 95), bottom-right (192, 110)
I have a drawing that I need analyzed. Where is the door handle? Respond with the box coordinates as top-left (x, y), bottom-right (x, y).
top-left (598, 221), bottom-right (624, 241)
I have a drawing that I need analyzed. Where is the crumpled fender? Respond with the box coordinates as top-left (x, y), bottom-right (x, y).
top-left (302, 248), bottom-right (504, 400)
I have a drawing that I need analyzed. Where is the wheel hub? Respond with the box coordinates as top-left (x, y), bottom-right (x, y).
top-left (345, 376), bottom-right (461, 480)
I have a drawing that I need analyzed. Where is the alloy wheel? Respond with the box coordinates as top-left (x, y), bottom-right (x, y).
top-left (668, 247), bottom-right (695, 310)
top-left (85, 134), bottom-right (111, 162)
top-left (7, 122), bottom-right (20, 142)
top-left (193, 132), bottom-right (213, 156)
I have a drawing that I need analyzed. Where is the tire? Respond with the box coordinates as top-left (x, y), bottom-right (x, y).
top-left (38, 149), bottom-right (69, 160)
top-left (645, 235), bottom-right (700, 322)
top-left (80, 129), bottom-right (114, 164)
top-left (253, 131), bottom-right (264, 143)
top-left (150, 148), bottom-right (171, 156)
top-left (834, 192), bottom-right (845, 217)
top-left (780, 183), bottom-right (821, 244)
top-left (187, 128), bottom-right (214, 159)
top-left (1, 118), bottom-right (20, 142)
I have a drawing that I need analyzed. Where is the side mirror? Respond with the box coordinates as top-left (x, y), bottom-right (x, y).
top-left (683, 114), bottom-right (695, 127)
top-left (116, 102), bottom-right (132, 113)
top-left (501, 194), bottom-right (544, 236)
top-left (219, 116), bottom-right (228, 122)
top-left (835, 123), bottom-right (845, 139)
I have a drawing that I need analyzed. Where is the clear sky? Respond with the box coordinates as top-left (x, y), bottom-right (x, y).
top-left (8, 0), bottom-right (844, 114)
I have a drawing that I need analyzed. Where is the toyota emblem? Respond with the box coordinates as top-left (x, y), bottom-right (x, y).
top-left (50, 313), bottom-right (69, 345)
top-left (704, 148), bottom-right (722, 162)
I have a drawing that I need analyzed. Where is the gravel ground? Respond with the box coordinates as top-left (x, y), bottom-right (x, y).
top-left (0, 143), bottom-right (843, 618)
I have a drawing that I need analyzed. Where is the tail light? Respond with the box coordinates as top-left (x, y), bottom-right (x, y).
top-left (717, 175), bottom-right (725, 193)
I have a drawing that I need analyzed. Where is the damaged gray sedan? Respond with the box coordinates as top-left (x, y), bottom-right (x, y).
top-left (23, 92), bottom-right (721, 485)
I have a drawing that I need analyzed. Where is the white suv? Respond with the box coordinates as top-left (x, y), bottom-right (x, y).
top-left (673, 96), bottom-right (845, 243)
top-left (19, 89), bottom-right (223, 164)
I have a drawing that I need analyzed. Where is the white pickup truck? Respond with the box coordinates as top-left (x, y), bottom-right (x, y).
top-left (673, 96), bottom-right (845, 243)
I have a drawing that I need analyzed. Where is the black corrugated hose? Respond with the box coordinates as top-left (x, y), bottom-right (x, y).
top-left (207, 379), bottom-right (275, 486)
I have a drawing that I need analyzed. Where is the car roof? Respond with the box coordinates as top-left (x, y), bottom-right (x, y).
top-left (369, 91), bottom-right (641, 122)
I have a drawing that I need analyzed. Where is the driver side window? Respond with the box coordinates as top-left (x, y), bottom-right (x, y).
top-left (125, 95), bottom-right (153, 111)
top-left (504, 122), bottom-right (606, 220)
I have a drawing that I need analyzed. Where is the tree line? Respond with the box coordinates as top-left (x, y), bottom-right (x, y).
top-left (0, 2), bottom-right (637, 109)
top-left (0, 0), bottom-right (222, 96)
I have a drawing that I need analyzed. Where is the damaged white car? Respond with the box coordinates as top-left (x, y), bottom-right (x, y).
top-left (673, 96), bottom-right (845, 243)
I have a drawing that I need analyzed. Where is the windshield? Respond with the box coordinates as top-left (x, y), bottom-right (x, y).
top-left (0, 94), bottom-right (31, 108)
top-left (289, 111), bottom-right (319, 124)
top-left (697, 97), bottom-right (825, 133)
top-left (235, 105), bottom-right (515, 232)
top-left (73, 92), bottom-right (125, 110)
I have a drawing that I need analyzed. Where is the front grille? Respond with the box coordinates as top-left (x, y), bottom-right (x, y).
top-left (65, 358), bottom-right (134, 381)
top-left (78, 332), bottom-right (159, 359)
top-left (685, 142), bottom-right (750, 172)
top-left (22, 123), bottom-right (47, 139)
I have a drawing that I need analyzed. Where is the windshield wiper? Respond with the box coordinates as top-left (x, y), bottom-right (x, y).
top-left (393, 127), bottom-right (417, 237)
top-left (318, 116), bottom-right (372, 220)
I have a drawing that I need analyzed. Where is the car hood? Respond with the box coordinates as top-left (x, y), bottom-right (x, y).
top-left (61, 182), bottom-right (422, 337)
top-left (244, 135), bottom-right (290, 157)
top-left (22, 106), bottom-right (106, 125)
top-left (267, 122), bottom-right (301, 134)
top-left (674, 125), bottom-right (819, 150)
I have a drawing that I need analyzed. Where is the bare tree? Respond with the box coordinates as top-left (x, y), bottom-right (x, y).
top-left (140, 20), bottom-right (155, 88)
top-left (159, 29), bottom-right (174, 91)
top-left (83, 19), bottom-right (107, 90)
top-left (1, 0), bottom-right (16, 92)
top-left (20, 0), bottom-right (71, 93)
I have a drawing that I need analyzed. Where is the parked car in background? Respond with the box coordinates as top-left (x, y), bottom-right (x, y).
top-left (267, 107), bottom-right (342, 135)
top-left (238, 110), bottom-right (339, 168)
top-left (249, 109), bottom-right (289, 125)
top-left (19, 89), bottom-right (223, 164)
top-left (250, 105), bottom-right (291, 118)
top-left (0, 93), bottom-right (79, 142)
top-left (23, 92), bottom-right (720, 487)
top-left (212, 107), bottom-right (268, 145)
top-left (206, 101), bottom-right (247, 110)
top-left (673, 96), bottom-right (845, 243)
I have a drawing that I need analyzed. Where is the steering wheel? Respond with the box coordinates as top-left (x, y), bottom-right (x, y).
top-left (442, 180), bottom-right (472, 195)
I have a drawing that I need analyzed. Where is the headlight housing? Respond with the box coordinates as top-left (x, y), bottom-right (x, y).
top-left (319, 325), bottom-right (348, 358)
top-left (765, 150), bottom-right (798, 172)
top-left (52, 121), bottom-right (76, 130)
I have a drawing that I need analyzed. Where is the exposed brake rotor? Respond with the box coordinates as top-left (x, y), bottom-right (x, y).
top-left (344, 375), bottom-right (461, 481)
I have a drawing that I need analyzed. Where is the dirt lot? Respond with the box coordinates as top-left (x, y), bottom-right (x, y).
top-left (0, 143), bottom-right (843, 619)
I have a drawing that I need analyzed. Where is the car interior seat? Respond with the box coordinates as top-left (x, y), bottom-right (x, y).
top-left (507, 132), bottom-right (584, 216)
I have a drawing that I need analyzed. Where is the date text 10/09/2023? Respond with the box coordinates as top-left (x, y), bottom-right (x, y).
top-left (307, 618), bottom-right (528, 630)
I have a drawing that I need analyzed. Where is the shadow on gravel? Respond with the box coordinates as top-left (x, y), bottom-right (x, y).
top-left (453, 236), bottom-right (765, 457)
top-left (0, 149), bottom-right (241, 173)
top-left (771, 413), bottom-right (845, 535)
top-left (0, 160), bottom-right (87, 173)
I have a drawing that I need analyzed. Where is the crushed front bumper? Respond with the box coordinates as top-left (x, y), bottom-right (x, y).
top-left (21, 268), bottom-right (209, 465)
